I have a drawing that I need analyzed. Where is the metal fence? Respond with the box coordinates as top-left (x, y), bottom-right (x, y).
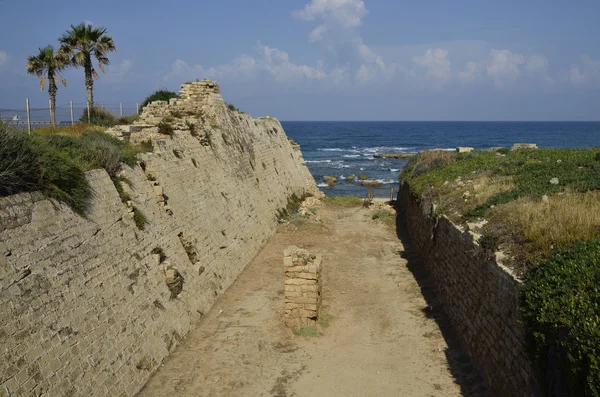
top-left (0, 99), bottom-right (141, 132)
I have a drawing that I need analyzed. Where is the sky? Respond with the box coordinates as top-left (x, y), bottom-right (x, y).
top-left (0, 0), bottom-right (599, 121)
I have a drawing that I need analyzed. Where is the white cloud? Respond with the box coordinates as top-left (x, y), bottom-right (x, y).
top-left (412, 48), bottom-right (452, 87)
top-left (486, 49), bottom-right (525, 87)
top-left (294, 0), bottom-right (368, 29)
top-left (83, 20), bottom-right (94, 27)
top-left (526, 54), bottom-right (554, 85)
top-left (0, 50), bottom-right (10, 67)
top-left (457, 60), bottom-right (486, 83)
top-left (165, 43), bottom-right (326, 84)
top-left (568, 55), bottom-right (600, 88)
top-left (309, 25), bottom-right (328, 42)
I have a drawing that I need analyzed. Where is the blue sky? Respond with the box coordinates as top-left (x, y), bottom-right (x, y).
top-left (1, 0), bottom-right (599, 120)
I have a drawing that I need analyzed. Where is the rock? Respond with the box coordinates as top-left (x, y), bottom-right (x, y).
top-left (361, 180), bottom-right (381, 187)
top-left (549, 178), bottom-right (559, 185)
top-left (456, 147), bottom-right (474, 153)
top-left (462, 191), bottom-right (471, 199)
top-left (345, 175), bottom-right (356, 182)
top-left (512, 143), bottom-right (538, 150)
top-left (541, 195), bottom-right (549, 203)
top-left (358, 174), bottom-right (368, 181)
top-left (373, 153), bottom-right (413, 159)
top-left (323, 176), bottom-right (337, 186)
top-left (164, 267), bottom-right (183, 298)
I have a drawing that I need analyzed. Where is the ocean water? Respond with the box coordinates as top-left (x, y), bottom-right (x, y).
top-left (281, 121), bottom-right (600, 198)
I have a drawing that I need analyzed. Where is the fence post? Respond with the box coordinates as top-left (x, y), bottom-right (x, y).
top-left (120, 102), bottom-right (123, 118)
top-left (87, 103), bottom-right (91, 123)
top-left (70, 101), bottom-right (74, 126)
top-left (136, 102), bottom-right (139, 115)
top-left (26, 98), bottom-right (31, 134)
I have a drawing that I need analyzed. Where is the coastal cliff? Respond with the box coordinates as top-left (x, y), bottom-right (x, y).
top-left (0, 81), bottom-right (318, 396)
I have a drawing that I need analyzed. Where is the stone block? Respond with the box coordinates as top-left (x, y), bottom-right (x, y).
top-left (511, 143), bottom-right (537, 150)
top-left (456, 147), bottom-right (474, 153)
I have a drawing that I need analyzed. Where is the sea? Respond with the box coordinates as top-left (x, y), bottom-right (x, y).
top-left (281, 121), bottom-right (600, 198)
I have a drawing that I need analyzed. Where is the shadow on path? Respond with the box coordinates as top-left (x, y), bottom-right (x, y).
top-left (393, 203), bottom-right (491, 397)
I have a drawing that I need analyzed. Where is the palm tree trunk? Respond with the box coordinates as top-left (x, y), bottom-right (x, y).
top-left (84, 56), bottom-right (94, 109)
top-left (48, 74), bottom-right (57, 128)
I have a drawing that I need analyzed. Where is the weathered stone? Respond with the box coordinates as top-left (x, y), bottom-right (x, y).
top-left (511, 143), bottom-right (538, 150)
top-left (456, 147), bottom-right (474, 153)
top-left (0, 79), bottom-right (320, 396)
top-left (283, 245), bottom-right (322, 328)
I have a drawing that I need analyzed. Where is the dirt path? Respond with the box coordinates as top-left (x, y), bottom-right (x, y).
top-left (139, 203), bottom-right (488, 397)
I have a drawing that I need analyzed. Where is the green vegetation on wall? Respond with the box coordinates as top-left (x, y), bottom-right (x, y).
top-left (0, 123), bottom-right (150, 214)
top-left (520, 240), bottom-right (600, 397)
top-left (401, 148), bottom-right (600, 397)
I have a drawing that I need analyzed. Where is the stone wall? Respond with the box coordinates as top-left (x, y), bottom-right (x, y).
top-left (398, 183), bottom-right (540, 397)
top-left (0, 81), bottom-right (319, 397)
top-left (283, 246), bottom-right (322, 328)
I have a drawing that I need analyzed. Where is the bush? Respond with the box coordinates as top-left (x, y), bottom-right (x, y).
top-left (227, 103), bottom-right (237, 112)
top-left (79, 106), bottom-right (116, 126)
top-left (132, 207), bottom-right (147, 230)
top-left (140, 90), bottom-right (179, 112)
top-left (0, 124), bottom-right (151, 214)
top-left (157, 121), bottom-right (174, 136)
top-left (520, 240), bottom-right (600, 397)
top-left (0, 126), bottom-right (45, 196)
top-left (117, 114), bottom-right (140, 125)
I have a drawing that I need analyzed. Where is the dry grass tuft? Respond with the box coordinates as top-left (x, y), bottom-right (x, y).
top-left (35, 123), bottom-right (105, 136)
top-left (490, 190), bottom-right (600, 262)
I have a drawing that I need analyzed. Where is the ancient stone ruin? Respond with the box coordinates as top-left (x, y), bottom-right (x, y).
top-left (283, 246), bottom-right (322, 328)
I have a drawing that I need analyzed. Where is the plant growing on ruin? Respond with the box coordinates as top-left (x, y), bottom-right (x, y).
top-left (59, 22), bottom-right (116, 109)
top-left (132, 207), bottom-right (147, 230)
top-left (520, 239), bottom-right (600, 397)
top-left (157, 121), bottom-right (174, 136)
top-left (185, 120), bottom-right (197, 136)
top-left (26, 45), bottom-right (68, 127)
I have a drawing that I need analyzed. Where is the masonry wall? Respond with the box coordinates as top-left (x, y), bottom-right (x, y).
top-left (398, 183), bottom-right (540, 397)
top-left (0, 81), bottom-right (318, 397)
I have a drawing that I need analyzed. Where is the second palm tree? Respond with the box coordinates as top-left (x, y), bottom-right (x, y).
top-left (59, 23), bottom-right (116, 110)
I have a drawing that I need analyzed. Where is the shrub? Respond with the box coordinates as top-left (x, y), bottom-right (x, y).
top-left (520, 240), bottom-right (600, 397)
top-left (117, 114), bottom-right (140, 125)
top-left (0, 124), bottom-right (150, 215)
top-left (185, 120), bottom-right (197, 136)
top-left (170, 110), bottom-right (182, 118)
top-left (132, 207), bottom-right (147, 230)
top-left (227, 103), bottom-right (236, 111)
top-left (79, 106), bottom-right (116, 126)
top-left (157, 121), bottom-right (174, 136)
top-left (140, 90), bottom-right (179, 112)
top-left (0, 126), bottom-right (42, 196)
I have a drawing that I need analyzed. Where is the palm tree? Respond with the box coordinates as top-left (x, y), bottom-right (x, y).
top-left (59, 23), bottom-right (116, 109)
top-left (26, 45), bottom-right (68, 127)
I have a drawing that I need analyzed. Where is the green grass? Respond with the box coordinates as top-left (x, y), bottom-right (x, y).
top-left (0, 123), bottom-right (151, 214)
top-left (277, 192), bottom-right (314, 221)
top-left (371, 209), bottom-right (396, 226)
top-left (292, 325), bottom-right (318, 337)
top-left (323, 196), bottom-right (363, 207)
top-left (402, 148), bottom-right (600, 219)
top-left (157, 121), bottom-right (174, 136)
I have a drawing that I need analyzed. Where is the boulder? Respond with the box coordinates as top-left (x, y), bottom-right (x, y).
top-left (358, 174), bottom-right (369, 181)
top-left (373, 153), bottom-right (413, 159)
top-left (512, 143), bottom-right (538, 150)
top-left (323, 176), bottom-right (337, 186)
top-left (456, 147), bottom-right (474, 153)
top-left (361, 180), bottom-right (381, 187)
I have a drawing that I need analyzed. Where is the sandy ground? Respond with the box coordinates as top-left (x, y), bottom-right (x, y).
top-left (138, 202), bottom-right (489, 397)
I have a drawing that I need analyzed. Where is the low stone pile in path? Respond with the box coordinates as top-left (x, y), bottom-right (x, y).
top-left (283, 246), bottom-right (322, 328)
